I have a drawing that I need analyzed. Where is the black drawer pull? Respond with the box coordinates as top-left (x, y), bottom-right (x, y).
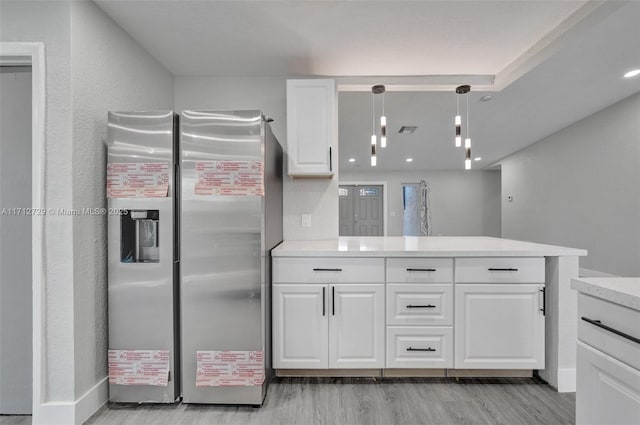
top-left (406, 304), bottom-right (436, 309)
top-left (488, 268), bottom-right (519, 271)
top-left (322, 287), bottom-right (326, 316)
top-left (407, 347), bottom-right (436, 352)
top-left (581, 317), bottom-right (640, 345)
top-left (406, 268), bottom-right (436, 272)
top-left (332, 286), bottom-right (335, 316)
top-left (313, 268), bottom-right (343, 272)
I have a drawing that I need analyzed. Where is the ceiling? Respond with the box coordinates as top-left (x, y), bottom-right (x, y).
top-left (95, 0), bottom-right (640, 171)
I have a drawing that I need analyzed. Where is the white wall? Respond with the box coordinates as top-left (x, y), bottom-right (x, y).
top-left (70, 0), bottom-right (174, 402)
top-left (340, 170), bottom-right (502, 237)
top-left (500, 92), bottom-right (640, 276)
top-left (2, 1), bottom-right (174, 422)
top-left (175, 76), bottom-right (339, 241)
top-left (0, 67), bottom-right (33, 414)
top-left (1, 0), bottom-right (76, 406)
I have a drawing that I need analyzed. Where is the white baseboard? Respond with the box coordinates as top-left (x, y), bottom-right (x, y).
top-left (34, 377), bottom-right (108, 425)
top-left (556, 367), bottom-right (576, 393)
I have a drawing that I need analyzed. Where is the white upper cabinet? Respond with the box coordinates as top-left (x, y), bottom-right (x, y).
top-left (286, 79), bottom-right (336, 178)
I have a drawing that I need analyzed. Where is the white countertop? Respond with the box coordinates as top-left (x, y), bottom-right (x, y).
top-left (272, 236), bottom-right (587, 257)
top-left (572, 277), bottom-right (640, 311)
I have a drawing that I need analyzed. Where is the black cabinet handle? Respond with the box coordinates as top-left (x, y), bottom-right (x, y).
top-left (407, 347), bottom-right (436, 352)
top-left (540, 287), bottom-right (546, 316)
top-left (322, 287), bottom-right (326, 316)
top-left (332, 286), bottom-right (335, 316)
top-left (581, 317), bottom-right (640, 344)
top-left (329, 147), bottom-right (332, 172)
top-left (406, 268), bottom-right (436, 272)
top-left (406, 304), bottom-right (436, 309)
top-left (313, 268), bottom-right (343, 272)
top-left (488, 268), bottom-right (519, 271)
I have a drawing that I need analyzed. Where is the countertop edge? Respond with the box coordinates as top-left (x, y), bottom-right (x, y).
top-left (571, 277), bottom-right (640, 311)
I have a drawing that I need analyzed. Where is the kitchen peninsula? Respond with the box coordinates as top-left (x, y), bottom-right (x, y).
top-left (272, 236), bottom-right (587, 392)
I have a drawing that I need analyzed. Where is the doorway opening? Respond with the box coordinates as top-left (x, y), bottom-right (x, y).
top-left (339, 184), bottom-right (384, 236)
top-left (0, 65), bottom-right (32, 414)
top-left (402, 183), bottom-right (420, 236)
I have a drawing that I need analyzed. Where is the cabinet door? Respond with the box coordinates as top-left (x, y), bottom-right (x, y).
top-left (273, 284), bottom-right (328, 369)
top-left (455, 284), bottom-right (545, 369)
top-left (577, 341), bottom-right (640, 425)
top-left (329, 284), bottom-right (385, 368)
top-left (286, 79), bottom-right (335, 177)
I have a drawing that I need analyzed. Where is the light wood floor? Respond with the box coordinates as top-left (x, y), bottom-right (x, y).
top-left (1, 377), bottom-right (576, 425)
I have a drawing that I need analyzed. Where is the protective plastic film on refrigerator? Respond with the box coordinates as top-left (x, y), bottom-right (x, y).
top-left (180, 110), bottom-right (283, 405)
top-left (106, 111), bottom-right (180, 403)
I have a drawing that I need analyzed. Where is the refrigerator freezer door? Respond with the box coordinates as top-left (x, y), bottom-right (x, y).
top-left (181, 110), bottom-right (266, 404)
top-left (107, 111), bottom-right (179, 403)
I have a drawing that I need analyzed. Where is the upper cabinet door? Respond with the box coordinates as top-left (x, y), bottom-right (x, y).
top-left (286, 79), bottom-right (336, 178)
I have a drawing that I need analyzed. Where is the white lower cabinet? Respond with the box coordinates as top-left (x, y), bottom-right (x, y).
top-left (273, 283), bottom-right (384, 369)
top-left (577, 341), bottom-right (640, 425)
top-left (386, 327), bottom-right (453, 368)
top-left (454, 284), bottom-right (545, 369)
top-left (272, 284), bottom-right (328, 368)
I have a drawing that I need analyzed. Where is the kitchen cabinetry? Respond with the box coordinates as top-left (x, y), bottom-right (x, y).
top-left (273, 251), bottom-right (549, 374)
top-left (454, 284), bottom-right (545, 369)
top-left (286, 79), bottom-right (336, 178)
top-left (386, 258), bottom-right (454, 369)
top-left (272, 258), bottom-right (385, 369)
top-left (272, 284), bottom-right (328, 368)
top-left (572, 279), bottom-right (640, 425)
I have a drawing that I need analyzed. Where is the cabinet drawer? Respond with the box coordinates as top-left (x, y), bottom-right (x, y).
top-left (386, 327), bottom-right (453, 368)
top-left (387, 258), bottom-right (453, 283)
top-left (455, 257), bottom-right (544, 283)
top-left (272, 257), bottom-right (384, 283)
top-left (578, 293), bottom-right (640, 370)
top-left (387, 284), bottom-right (453, 326)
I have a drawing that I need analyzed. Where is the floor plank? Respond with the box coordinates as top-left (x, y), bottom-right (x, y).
top-left (1, 377), bottom-right (576, 425)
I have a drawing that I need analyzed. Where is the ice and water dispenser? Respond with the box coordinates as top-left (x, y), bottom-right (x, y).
top-left (120, 209), bottom-right (160, 263)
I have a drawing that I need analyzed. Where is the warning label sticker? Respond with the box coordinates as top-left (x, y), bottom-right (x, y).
top-left (108, 350), bottom-right (170, 386)
top-left (195, 350), bottom-right (264, 387)
top-left (107, 163), bottom-right (169, 198)
top-left (194, 161), bottom-right (264, 196)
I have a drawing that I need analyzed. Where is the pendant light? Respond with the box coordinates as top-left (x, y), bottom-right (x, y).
top-left (376, 85), bottom-right (387, 148)
top-left (465, 91), bottom-right (472, 170)
top-left (454, 85), bottom-right (470, 148)
top-left (370, 88), bottom-right (377, 167)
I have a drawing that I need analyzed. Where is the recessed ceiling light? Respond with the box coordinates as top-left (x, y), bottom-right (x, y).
top-left (406, 158), bottom-right (413, 162)
top-left (479, 95), bottom-right (493, 102)
top-left (398, 126), bottom-right (417, 134)
top-left (474, 157), bottom-right (482, 161)
top-left (348, 158), bottom-right (356, 163)
top-left (624, 69), bottom-right (640, 78)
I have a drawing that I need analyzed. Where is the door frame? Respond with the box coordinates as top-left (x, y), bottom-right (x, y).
top-left (0, 42), bottom-right (46, 418)
top-left (339, 181), bottom-right (388, 236)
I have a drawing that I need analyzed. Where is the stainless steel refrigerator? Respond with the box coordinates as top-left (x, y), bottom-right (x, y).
top-left (106, 111), bottom-right (180, 403)
top-left (180, 110), bottom-right (283, 404)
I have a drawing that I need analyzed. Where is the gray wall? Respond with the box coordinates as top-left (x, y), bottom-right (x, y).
top-left (1, 0), bottom-right (76, 404)
top-left (70, 1), bottom-right (174, 400)
top-left (1, 0), bottom-right (174, 418)
top-left (500, 92), bottom-right (640, 276)
top-left (340, 170), bottom-right (502, 237)
top-left (0, 67), bottom-right (32, 414)
top-left (175, 76), bottom-right (340, 241)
